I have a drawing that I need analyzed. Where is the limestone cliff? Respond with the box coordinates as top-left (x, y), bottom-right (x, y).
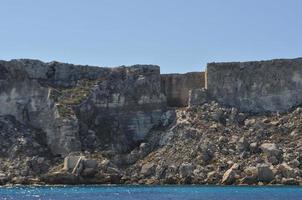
top-left (207, 58), bottom-right (302, 113)
top-left (1, 57), bottom-right (302, 186)
top-left (0, 59), bottom-right (166, 156)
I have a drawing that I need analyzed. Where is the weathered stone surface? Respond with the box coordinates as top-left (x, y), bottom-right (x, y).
top-left (179, 163), bottom-right (194, 179)
top-left (221, 165), bottom-right (236, 185)
top-left (63, 156), bottom-right (84, 171)
top-left (260, 143), bottom-right (281, 157)
top-left (77, 65), bottom-right (166, 153)
top-left (257, 164), bottom-right (274, 183)
top-left (0, 59), bottom-right (104, 155)
top-left (188, 88), bottom-right (209, 107)
top-left (2, 57), bottom-right (302, 186)
top-left (161, 72), bottom-right (205, 107)
top-left (278, 163), bottom-right (295, 178)
top-left (207, 58), bottom-right (302, 113)
top-left (141, 163), bottom-right (156, 177)
top-left (0, 59), bottom-right (167, 155)
top-left (260, 143), bottom-right (282, 164)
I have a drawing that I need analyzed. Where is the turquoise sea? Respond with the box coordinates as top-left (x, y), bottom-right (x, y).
top-left (0, 185), bottom-right (302, 200)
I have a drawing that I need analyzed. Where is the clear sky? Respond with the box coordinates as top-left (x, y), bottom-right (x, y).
top-left (0, 0), bottom-right (301, 73)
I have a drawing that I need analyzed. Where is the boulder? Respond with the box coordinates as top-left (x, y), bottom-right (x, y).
top-left (278, 163), bottom-right (295, 178)
top-left (260, 143), bottom-right (281, 158)
top-left (179, 163), bottom-right (194, 179)
top-left (83, 159), bottom-right (98, 169)
top-left (260, 143), bottom-right (282, 164)
top-left (240, 176), bottom-right (257, 185)
top-left (63, 156), bottom-right (84, 171)
top-left (206, 171), bottom-right (220, 183)
top-left (140, 163), bottom-right (156, 177)
top-left (81, 168), bottom-right (97, 177)
top-left (221, 164), bottom-right (238, 185)
top-left (63, 156), bottom-right (98, 176)
top-left (257, 164), bottom-right (274, 183)
top-left (249, 142), bottom-right (259, 153)
top-left (281, 178), bottom-right (299, 185)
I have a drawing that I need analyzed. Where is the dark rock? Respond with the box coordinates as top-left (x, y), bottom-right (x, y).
top-left (257, 164), bottom-right (274, 183)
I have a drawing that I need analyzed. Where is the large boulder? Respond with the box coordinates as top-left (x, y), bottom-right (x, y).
top-left (257, 164), bottom-right (274, 183)
top-left (278, 163), bottom-right (295, 178)
top-left (260, 143), bottom-right (282, 164)
top-left (63, 155), bottom-right (98, 176)
top-left (140, 163), bottom-right (156, 177)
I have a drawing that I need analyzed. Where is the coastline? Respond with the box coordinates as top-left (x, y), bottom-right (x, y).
top-left (1, 59), bottom-right (302, 188)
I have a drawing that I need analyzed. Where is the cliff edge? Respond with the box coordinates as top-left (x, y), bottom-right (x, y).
top-left (1, 58), bottom-right (302, 186)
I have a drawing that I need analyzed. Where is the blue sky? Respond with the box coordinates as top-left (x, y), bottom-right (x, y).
top-left (0, 0), bottom-right (301, 73)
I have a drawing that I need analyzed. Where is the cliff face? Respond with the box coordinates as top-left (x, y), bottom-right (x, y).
top-left (0, 59), bottom-right (166, 156)
top-left (2, 57), bottom-right (302, 186)
top-left (76, 66), bottom-right (166, 153)
top-left (207, 58), bottom-right (302, 113)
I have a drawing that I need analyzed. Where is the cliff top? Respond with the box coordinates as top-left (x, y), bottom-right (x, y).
top-left (207, 57), bottom-right (302, 67)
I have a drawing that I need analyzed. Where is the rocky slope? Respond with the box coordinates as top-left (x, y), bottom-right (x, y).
top-left (2, 101), bottom-right (302, 185)
top-left (122, 102), bottom-right (302, 185)
top-left (1, 58), bottom-right (302, 186)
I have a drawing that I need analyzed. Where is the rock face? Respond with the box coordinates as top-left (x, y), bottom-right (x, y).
top-left (188, 88), bottom-right (209, 107)
top-left (0, 59), bottom-right (166, 155)
top-left (161, 72), bottom-right (205, 107)
top-left (0, 115), bottom-right (51, 181)
top-left (207, 58), bottom-right (302, 113)
top-left (3, 57), bottom-right (302, 186)
top-left (76, 66), bottom-right (166, 153)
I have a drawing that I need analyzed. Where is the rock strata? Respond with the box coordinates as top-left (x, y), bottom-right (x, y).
top-left (1, 58), bottom-right (302, 186)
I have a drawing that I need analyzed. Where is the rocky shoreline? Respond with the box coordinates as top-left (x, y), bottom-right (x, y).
top-left (1, 101), bottom-right (302, 186)
top-left (1, 58), bottom-right (302, 186)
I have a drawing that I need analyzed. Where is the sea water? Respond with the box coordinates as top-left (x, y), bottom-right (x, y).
top-left (0, 185), bottom-right (302, 200)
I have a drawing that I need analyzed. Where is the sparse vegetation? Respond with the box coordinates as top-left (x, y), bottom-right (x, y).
top-left (50, 79), bottom-right (98, 118)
